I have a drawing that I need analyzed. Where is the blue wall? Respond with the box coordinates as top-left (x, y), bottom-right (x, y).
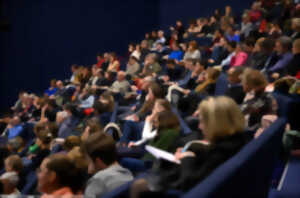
top-left (0, 0), bottom-right (253, 113)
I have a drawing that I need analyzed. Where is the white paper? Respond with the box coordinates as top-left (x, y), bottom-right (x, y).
top-left (145, 145), bottom-right (181, 164)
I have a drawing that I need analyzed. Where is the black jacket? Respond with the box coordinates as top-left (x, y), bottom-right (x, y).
top-left (155, 133), bottom-right (250, 192)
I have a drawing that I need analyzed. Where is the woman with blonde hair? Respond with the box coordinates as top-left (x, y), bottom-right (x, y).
top-left (130, 96), bottom-right (250, 197)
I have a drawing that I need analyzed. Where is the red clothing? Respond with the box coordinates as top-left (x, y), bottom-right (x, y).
top-left (230, 52), bottom-right (248, 67)
top-left (41, 187), bottom-right (76, 198)
top-left (96, 59), bottom-right (105, 68)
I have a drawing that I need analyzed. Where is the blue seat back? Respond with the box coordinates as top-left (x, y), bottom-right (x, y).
top-left (214, 72), bottom-right (229, 96)
top-left (21, 171), bottom-right (38, 195)
top-left (182, 118), bottom-right (287, 198)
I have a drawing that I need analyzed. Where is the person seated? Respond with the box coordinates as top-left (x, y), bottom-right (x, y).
top-left (107, 52), bottom-right (120, 73)
top-left (37, 154), bottom-right (81, 197)
top-left (45, 79), bottom-right (58, 97)
top-left (82, 133), bottom-right (133, 198)
top-left (241, 68), bottom-right (277, 130)
top-left (111, 71), bottom-right (131, 95)
top-left (3, 116), bottom-right (23, 140)
top-left (25, 129), bottom-right (52, 171)
top-left (93, 99), bottom-right (113, 127)
top-left (81, 117), bottom-right (103, 142)
top-left (183, 41), bottom-right (201, 61)
top-left (225, 25), bottom-right (240, 43)
top-left (7, 137), bottom-right (25, 154)
top-left (152, 30), bottom-right (166, 50)
top-left (229, 43), bottom-right (248, 67)
top-left (141, 53), bottom-right (162, 77)
top-left (160, 59), bottom-right (184, 83)
top-left (130, 97), bottom-right (250, 197)
top-left (126, 56), bottom-right (140, 78)
top-left (267, 36), bottom-right (293, 79)
top-left (0, 171), bottom-right (20, 196)
top-left (4, 155), bottom-right (25, 190)
top-left (57, 104), bottom-right (80, 138)
top-left (283, 38), bottom-right (300, 77)
top-left (225, 67), bottom-right (246, 104)
top-left (163, 41), bottom-right (184, 62)
top-left (140, 40), bottom-right (151, 63)
top-left (123, 99), bottom-right (172, 147)
top-left (78, 88), bottom-right (95, 109)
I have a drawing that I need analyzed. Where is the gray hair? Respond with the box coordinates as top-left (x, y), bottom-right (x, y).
top-left (277, 36), bottom-right (292, 50)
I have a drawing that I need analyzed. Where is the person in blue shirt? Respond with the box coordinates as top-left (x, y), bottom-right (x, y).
top-left (225, 26), bottom-right (240, 43)
top-left (45, 79), bottom-right (58, 97)
top-left (164, 41), bottom-right (184, 62)
top-left (6, 116), bottom-right (23, 140)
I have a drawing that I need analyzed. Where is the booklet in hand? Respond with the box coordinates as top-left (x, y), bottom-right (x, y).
top-left (145, 145), bottom-right (181, 164)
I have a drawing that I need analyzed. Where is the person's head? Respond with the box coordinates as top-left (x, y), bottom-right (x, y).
top-left (148, 82), bottom-right (165, 100)
top-left (37, 154), bottom-right (77, 194)
top-left (82, 133), bottom-right (117, 174)
top-left (0, 172), bottom-right (19, 195)
top-left (158, 30), bottom-right (164, 38)
top-left (198, 96), bottom-right (245, 142)
top-left (171, 41), bottom-right (180, 51)
top-left (50, 79), bottom-right (57, 88)
top-left (4, 155), bottom-right (23, 173)
top-left (56, 111), bottom-right (68, 125)
top-left (34, 122), bottom-right (47, 136)
top-left (145, 53), bottom-right (158, 65)
top-left (7, 137), bottom-right (24, 154)
top-left (188, 40), bottom-right (198, 52)
top-left (56, 80), bottom-right (64, 89)
top-left (195, 59), bottom-right (207, 72)
top-left (10, 116), bottom-right (20, 127)
top-left (117, 71), bottom-right (126, 82)
top-left (275, 36), bottom-right (292, 54)
top-left (99, 91), bottom-right (115, 112)
top-left (141, 40), bottom-right (148, 49)
top-left (205, 67), bottom-right (221, 82)
top-left (184, 58), bottom-right (195, 70)
top-left (260, 37), bottom-right (275, 54)
top-left (243, 38), bottom-right (256, 53)
top-left (128, 43), bottom-right (136, 52)
top-left (63, 136), bottom-right (81, 152)
top-left (292, 38), bottom-right (300, 54)
top-left (128, 56), bottom-right (138, 65)
top-left (109, 52), bottom-right (117, 62)
top-left (292, 18), bottom-right (300, 32)
top-left (176, 20), bottom-right (182, 27)
top-left (93, 100), bottom-right (113, 115)
top-left (166, 59), bottom-right (176, 69)
top-left (71, 64), bottom-right (79, 73)
top-left (153, 99), bottom-right (172, 114)
top-left (225, 5), bottom-right (232, 15)
top-left (227, 67), bottom-right (244, 84)
top-left (226, 25), bottom-right (235, 36)
top-left (84, 117), bottom-right (103, 135)
top-left (151, 30), bottom-right (157, 38)
top-left (96, 52), bottom-right (103, 62)
top-left (226, 40), bottom-right (237, 52)
top-left (156, 111), bottom-right (180, 132)
top-left (241, 68), bottom-right (268, 93)
top-left (36, 130), bottom-right (53, 148)
top-left (104, 71), bottom-right (114, 81)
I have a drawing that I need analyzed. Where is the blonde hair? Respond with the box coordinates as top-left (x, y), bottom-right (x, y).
top-left (199, 96), bottom-right (245, 142)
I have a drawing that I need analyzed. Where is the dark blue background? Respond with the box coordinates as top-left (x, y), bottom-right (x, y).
top-left (0, 0), bottom-right (252, 113)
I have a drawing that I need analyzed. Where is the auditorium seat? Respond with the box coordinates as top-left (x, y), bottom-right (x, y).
top-left (214, 72), bottom-right (229, 96)
top-left (101, 118), bottom-right (287, 198)
top-left (171, 107), bottom-right (192, 135)
top-left (268, 156), bottom-right (300, 198)
top-left (182, 118), bottom-right (287, 198)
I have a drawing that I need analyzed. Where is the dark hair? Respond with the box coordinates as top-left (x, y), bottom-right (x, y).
top-left (82, 133), bottom-right (117, 166)
top-left (149, 82), bottom-right (165, 99)
top-left (166, 59), bottom-right (176, 65)
top-left (46, 122), bottom-right (59, 138)
top-left (63, 136), bottom-right (81, 152)
top-left (157, 111), bottom-right (180, 132)
top-left (46, 154), bottom-right (78, 192)
top-left (261, 38), bottom-right (275, 52)
top-left (228, 41), bottom-right (237, 49)
top-left (38, 130), bottom-right (53, 145)
top-left (244, 37), bottom-right (256, 47)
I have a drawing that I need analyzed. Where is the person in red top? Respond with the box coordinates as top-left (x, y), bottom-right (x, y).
top-left (96, 53), bottom-right (105, 68)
